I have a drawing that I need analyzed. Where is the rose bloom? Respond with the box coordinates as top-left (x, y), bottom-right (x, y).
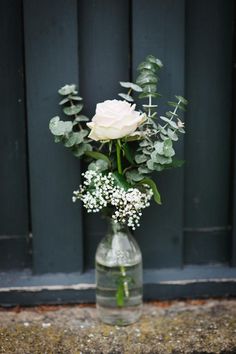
top-left (87, 99), bottom-right (144, 141)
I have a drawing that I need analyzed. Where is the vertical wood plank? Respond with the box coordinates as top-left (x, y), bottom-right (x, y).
top-left (232, 1), bottom-right (236, 267)
top-left (0, 0), bottom-right (30, 268)
top-left (78, 0), bottom-right (130, 269)
top-left (132, 0), bottom-right (186, 268)
top-left (23, 0), bottom-right (83, 273)
top-left (184, 0), bottom-right (233, 265)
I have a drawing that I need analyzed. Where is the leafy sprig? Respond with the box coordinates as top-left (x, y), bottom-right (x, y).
top-left (118, 55), bottom-right (187, 188)
top-left (49, 84), bottom-right (92, 157)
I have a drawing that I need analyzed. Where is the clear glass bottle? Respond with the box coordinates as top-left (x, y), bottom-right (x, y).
top-left (95, 218), bottom-right (143, 325)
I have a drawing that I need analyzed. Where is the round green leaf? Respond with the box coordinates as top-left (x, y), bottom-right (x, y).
top-left (88, 159), bottom-right (108, 172)
top-left (153, 141), bottom-right (164, 155)
top-left (118, 93), bottom-right (134, 102)
top-left (75, 115), bottom-right (89, 122)
top-left (139, 92), bottom-right (161, 99)
top-left (137, 61), bottom-right (157, 72)
top-left (167, 128), bottom-right (178, 141)
top-left (68, 95), bottom-right (83, 101)
top-left (119, 81), bottom-right (143, 92)
top-left (125, 170), bottom-right (144, 183)
top-left (73, 143), bottom-right (92, 157)
top-left (64, 133), bottom-right (78, 147)
top-left (135, 154), bottom-right (148, 164)
top-left (136, 72), bottom-right (158, 86)
top-left (63, 104), bottom-right (83, 116)
top-left (59, 97), bottom-right (70, 105)
top-left (146, 55), bottom-right (163, 68)
top-left (175, 95), bottom-right (188, 105)
top-left (58, 84), bottom-right (77, 96)
top-left (49, 116), bottom-right (73, 136)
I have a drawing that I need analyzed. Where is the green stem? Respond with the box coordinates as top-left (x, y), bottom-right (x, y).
top-left (120, 265), bottom-right (129, 298)
top-left (70, 99), bottom-right (82, 130)
top-left (116, 141), bottom-right (122, 174)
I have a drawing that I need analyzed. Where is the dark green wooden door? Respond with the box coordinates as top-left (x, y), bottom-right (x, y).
top-left (0, 0), bottom-right (235, 305)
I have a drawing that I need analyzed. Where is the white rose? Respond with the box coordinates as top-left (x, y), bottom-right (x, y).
top-left (87, 99), bottom-right (144, 141)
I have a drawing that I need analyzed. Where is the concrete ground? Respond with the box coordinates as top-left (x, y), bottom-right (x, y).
top-left (0, 299), bottom-right (236, 353)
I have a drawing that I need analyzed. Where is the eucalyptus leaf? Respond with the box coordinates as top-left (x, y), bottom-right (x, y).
top-left (153, 141), bottom-right (164, 155)
top-left (164, 147), bottom-right (175, 157)
top-left (59, 97), bottom-right (70, 105)
top-left (160, 116), bottom-right (171, 123)
top-left (68, 95), bottom-right (83, 101)
top-left (137, 61), bottom-right (157, 72)
top-left (178, 127), bottom-right (185, 134)
top-left (159, 116), bottom-right (178, 129)
top-left (168, 101), bottom-right (179, 108)
top-left (163, 138), bottom-right (172, 149)
top-left (75, 115), bottom-right (89, 122)
top-left (49, 116), bottom-right (73, 136)
top-left (168, 101), bottom-right (187, 112)
top-left (138, 166), bottom-right (151, 174)
top-left (73, 130), bottom-right (88, 144)
top-left (73, 143), bottom-right (92, 157)
top-left (136, 72), bottom-right (158, 86)
top-left (166, 111), bottom-right (178, 118)
top-left (58, 84), bottom-right (77, 96)
top-left (80, 129), bottom-right (89, 138)
top-left (135, 154), bottom-right (148, 164)
top-left (154, 152), bottom-right (172, 165)
top-left (64, 132), bottom-right (78, 147)
top-left (143, 148), bottom-right (152, 155)
top-left (147, 159), bottom-right (164, 171)
top-left (63, 104), bottom-right (83, 116)
top-left (167, 128), bottom-right (178, 141)
top-left (146, 55), bottom-right (163, 68)
top-left (143, 84), bottom-right (157, 93)
top-left (118, 93), bottom-right (134, 102)
top-left (169, 121), bottom-right (178, 129)
top-left (119, 82), bottom-right (142, 92)
top-left (157, 124), bottom-right (167, 135)
top-left (139, 140), bottom-right (149, 147)
top-left (138, 92), bottom-right (161, 99)
top-left (178, 103), bottom-right (187, 111)
top-left (175, 95), bottom-right (188, 105)
top-left (160, 133), bottom-right (167, 141)
top-left (126, 170), bottom-right (144, 183)
top-left (146, 159), bottom-right (154, 170)
top-left (88, 159), bottom-right (108, 172)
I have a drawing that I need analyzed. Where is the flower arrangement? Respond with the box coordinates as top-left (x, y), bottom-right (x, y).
top-left (49, 55), bottom-right (187, 324)
top-left (49, 55), bottom-right (187, 226)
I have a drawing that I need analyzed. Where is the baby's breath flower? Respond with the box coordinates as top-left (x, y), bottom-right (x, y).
top-left (72, 171), bottom-right (153, 229)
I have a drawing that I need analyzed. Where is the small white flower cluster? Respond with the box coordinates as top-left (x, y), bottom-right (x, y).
top-left (72, 170), bottom-right (153, 230)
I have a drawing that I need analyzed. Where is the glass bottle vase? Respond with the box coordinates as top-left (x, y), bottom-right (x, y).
top-left (95, 218), bottom-right (143, 325)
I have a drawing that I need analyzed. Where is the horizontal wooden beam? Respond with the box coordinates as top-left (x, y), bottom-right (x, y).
top-left (0, 266), bottom-right (236, 306)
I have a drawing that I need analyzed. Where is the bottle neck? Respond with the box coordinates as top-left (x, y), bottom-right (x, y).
top-left (108, 218), bottom-right (130, 236)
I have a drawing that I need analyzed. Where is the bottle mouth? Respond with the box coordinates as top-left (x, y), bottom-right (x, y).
top-left (109, 219), bottom-right (129, 233)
